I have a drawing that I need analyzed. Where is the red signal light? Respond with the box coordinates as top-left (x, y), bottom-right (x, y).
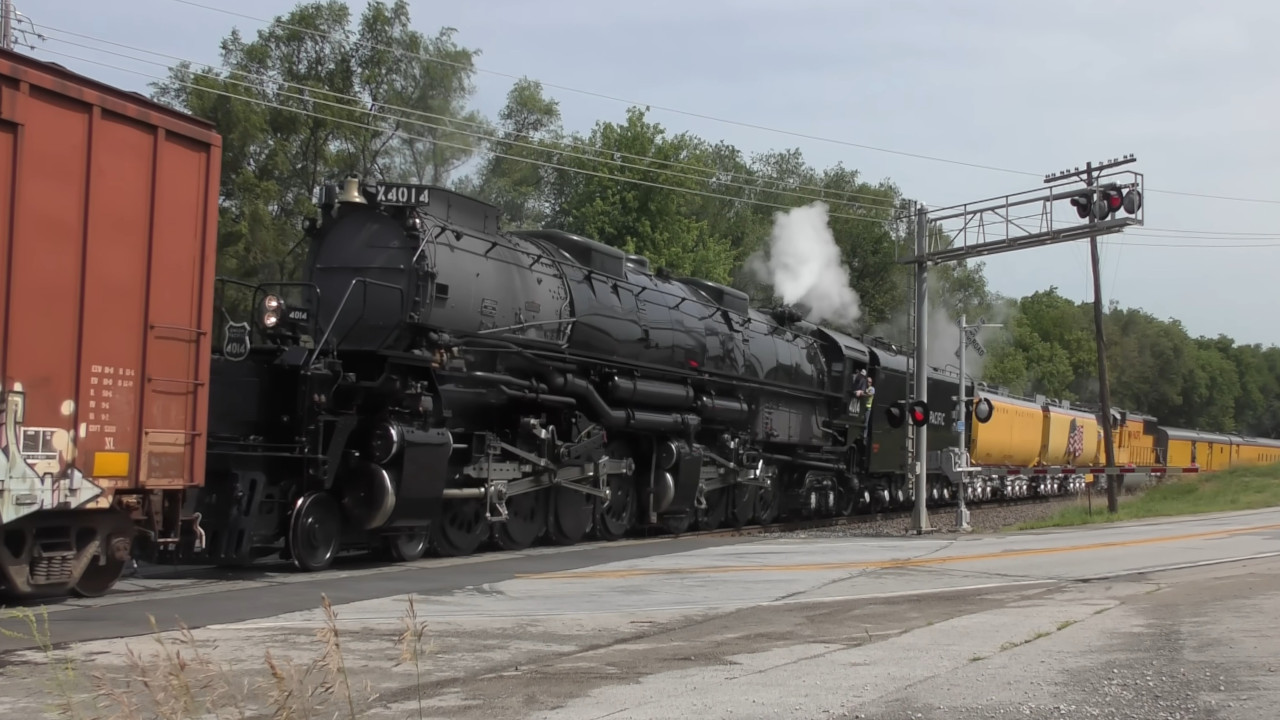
top-left (907, 400), bottom-right (929, 427)
top-left (1107, 192), bottom-right (1122, 211)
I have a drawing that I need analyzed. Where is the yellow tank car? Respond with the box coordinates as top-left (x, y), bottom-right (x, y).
top-left (968, 394), bottom-right (1044, 467)
top-left (1041, 405), bottom-right (1102, 467)
top-left (1225, 434), bottom-right (1280, 468)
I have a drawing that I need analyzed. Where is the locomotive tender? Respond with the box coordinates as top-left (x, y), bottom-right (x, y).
top-left (6, 50), bottom-right (1280, 602)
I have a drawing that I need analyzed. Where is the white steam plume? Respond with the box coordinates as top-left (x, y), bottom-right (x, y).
top-left (746, 202), bottom-right (862, 327)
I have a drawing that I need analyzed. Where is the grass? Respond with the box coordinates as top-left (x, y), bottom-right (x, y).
top-left (0, 593), bottom-right (433, 720)
top-left (1010, 461), bottom-right (1280, 531)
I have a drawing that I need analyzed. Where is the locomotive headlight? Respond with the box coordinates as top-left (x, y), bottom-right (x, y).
top-left (261, 294), bottom-right (284, 328)
top-left (367, 421), bottom-right (402, 465)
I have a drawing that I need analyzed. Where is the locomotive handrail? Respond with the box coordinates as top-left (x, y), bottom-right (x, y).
top-left (307, 277), bottom-right (405, 366)
top-left (476, 318), bottom-right (578, 337)
top-left (212, 276), bottom-right (324, 349)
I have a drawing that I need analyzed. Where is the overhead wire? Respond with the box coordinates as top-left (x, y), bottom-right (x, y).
top-left (37, 30), bottom-right (900, 218)
top-left (35, 35), bottom-right (1279, 252)
top-left (35, 22), bottom-right (898, 209)
top-left (163, 0), bottom-right (1036, 178)
top-left (161, 0), bottom-right (1280, 208)
top-left (35, 45), bottom-right (906, 229)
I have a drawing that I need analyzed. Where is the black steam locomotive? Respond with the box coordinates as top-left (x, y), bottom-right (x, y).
top-left (190, 174), bottom-right (975, 571)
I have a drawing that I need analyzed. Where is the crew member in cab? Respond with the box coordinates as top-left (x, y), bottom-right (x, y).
top-left (848, 369), bottom-right (875, 440)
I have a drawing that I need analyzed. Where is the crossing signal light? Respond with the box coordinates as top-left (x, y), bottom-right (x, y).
top-left (886, 400), bottom-right (930, 428)
top-left (886, 401), bottom-right (906, 429)
top-left (908, 400), bottom-right (929, 427)
top-left (1069, 187), bottom-right (1143, 222)
top-left (1070, 194), bottom-right (1091, 219)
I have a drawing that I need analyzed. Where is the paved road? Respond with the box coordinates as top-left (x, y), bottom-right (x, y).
top-left (2, 508), bottom-right (1279, 719)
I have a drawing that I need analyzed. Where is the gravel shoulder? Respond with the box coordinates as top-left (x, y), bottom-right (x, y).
top-left (761, 495), bottom-right (1091, 539)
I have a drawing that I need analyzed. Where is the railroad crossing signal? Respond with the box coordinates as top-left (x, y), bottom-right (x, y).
top-left (888, 400), bottom-right (930, 428)
top-left (955, 316), bottom-right (987, 359)
top-left (908, 401), bottom-right (928, 426)
top-left (1069, 186), bottom-right (1143, 222)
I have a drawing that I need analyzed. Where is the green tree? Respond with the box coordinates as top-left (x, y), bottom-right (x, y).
top-left (460, 78), bottom-right (564, 229)
top-left (149, 0), bottom-right (484, 282)
top-left (543, 107), bottom-right (737, 284)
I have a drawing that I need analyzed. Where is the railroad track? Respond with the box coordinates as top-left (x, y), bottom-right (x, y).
top-left (122, 496), bottom-right (1064, 587)
top-left (693, 496), bottom-right (1059, 539)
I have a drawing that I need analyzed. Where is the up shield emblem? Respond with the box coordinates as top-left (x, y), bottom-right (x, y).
top-left (223, 321), bottom-right (251, 361)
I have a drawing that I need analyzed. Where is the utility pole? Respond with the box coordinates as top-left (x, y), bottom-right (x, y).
top-left (955, 314), bottom-right (1001, 531)
top-left (898, 157), bottom-right (1142, 527)
top-left (1, 0), bottom-right (12, 52)
top-left (1047, 156), bottom-right (1141, 514)
top-left (1087, 175), bottom-right (1118, 512)
top-left (910, 203), bottom-right (931, 534)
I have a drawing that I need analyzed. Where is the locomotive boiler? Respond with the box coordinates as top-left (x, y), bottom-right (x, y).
top-left (193, 174), bottom-right (898, 570)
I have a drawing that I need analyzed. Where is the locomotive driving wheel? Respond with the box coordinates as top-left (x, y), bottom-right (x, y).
top-left (288, 492), bottom-right (342, 572)
top-left (728, 483), bottom-right (757, 529)
top-left (383, 529), bottom-right (429, 562)
top-left (546, 486), bottom-right (594, 545)
top-left (753, 465), bottom-right (782, 525)
top-left (493, 491), bottom-right (548, 551)
top-left (695, 488), bottom-right (730, 531)
top-left (431, 499), bottom-right (489, 557)
top-left (595, 440), bottom-right (637, 542)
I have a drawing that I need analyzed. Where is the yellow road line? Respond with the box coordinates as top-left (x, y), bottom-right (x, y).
top-left (515, 521), bottom-right (1280, 581)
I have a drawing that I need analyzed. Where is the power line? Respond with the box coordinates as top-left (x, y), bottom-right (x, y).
top-left (161, 0), bottom-right (1280, 208)
top-left (164, 0), bottom-right (1035, 178)
top-left (1137, 227), bottom-right (1280, 238)
top-left (1105, 240), bottom-right (1280, 249)
top-left (38, 36), bottom-right (1280, 252)
top-left (36, 46), bottom-right (904, 229)
top-left (38, 31), bottom-right (894, 217)
top-left (36, 23), bottom-right (898, 210)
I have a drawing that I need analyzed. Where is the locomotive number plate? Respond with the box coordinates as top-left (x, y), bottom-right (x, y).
top-left (376, 182), bottom-right (430, 206)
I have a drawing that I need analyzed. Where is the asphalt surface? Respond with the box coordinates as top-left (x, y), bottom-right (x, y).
top-left (0, 534), bottom-right (748, 649)
top-left (1, 508), bottom-right (1278, 719)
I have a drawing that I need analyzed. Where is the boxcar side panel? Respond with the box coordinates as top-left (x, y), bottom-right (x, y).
top-left (0, 53), bottom-right (220, 522)
top-left (141, 131), bottom-right (215, 489)
top-left (80, 110), bottom-right (154, 490)
top-left (1, 85), bottom-right (98, 522)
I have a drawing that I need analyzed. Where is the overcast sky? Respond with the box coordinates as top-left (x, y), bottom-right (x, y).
top-left (25, 0), bottom-right (1280, 346)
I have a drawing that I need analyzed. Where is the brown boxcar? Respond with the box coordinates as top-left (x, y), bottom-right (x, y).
top-left (0, 49), bottom-right (221, 598)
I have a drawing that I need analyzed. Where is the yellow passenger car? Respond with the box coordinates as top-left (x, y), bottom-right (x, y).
top-left (1155, 428), bottom-right (1233, 470)
top-left (1225, 435), bottom-right (1280, 467)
